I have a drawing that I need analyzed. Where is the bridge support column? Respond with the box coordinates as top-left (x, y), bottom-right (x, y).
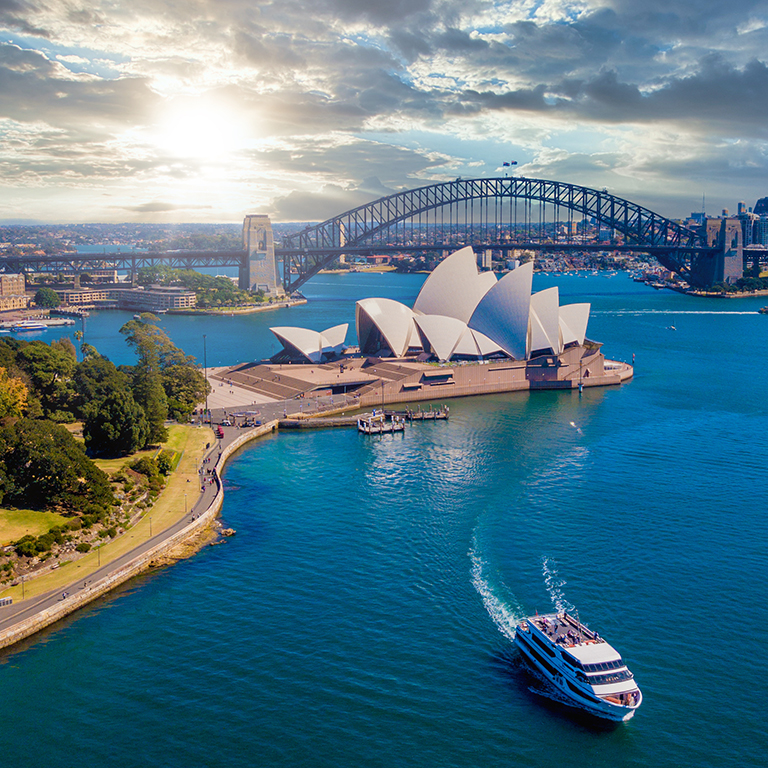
top-left (241, 215), bottom-right (284, 295)
top-left (692, 219), bottom-right (743, 287)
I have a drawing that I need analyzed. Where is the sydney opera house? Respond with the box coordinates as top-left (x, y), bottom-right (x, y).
top-left (215, 248), bottom-right (631, 407)
top-left (271, 247), bottom-right (590, 364)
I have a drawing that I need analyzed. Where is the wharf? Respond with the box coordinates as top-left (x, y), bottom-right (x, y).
top-left (277, 405), bottom-right (449, 431)
top-left (357, 412), bottom-right (405, 434)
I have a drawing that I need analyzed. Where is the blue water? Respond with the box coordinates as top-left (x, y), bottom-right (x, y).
top-left (3, 273), bottom-right (767, 767)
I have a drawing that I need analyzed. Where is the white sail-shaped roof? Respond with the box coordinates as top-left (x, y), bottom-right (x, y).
top-left (322, 323), bottom-right (348, 350)
top-left (559, 303), bottom-right (590, 346)
top-left (450, 327), bottom-right (503, 358)
top-left (529, 287), bottom-right (562, 355)
top-left (356, 298), bottom-right (418, 357)
top-left (270, 323), bottom-right (349, 362)
top-left (414, 314), bottom-right (467, 362)
top-left (413, 246), bottom-right (497, 323)
top-left (471, 328), bottom-right (502, 357)
top-left (468, 262), bottom-right (533, 360)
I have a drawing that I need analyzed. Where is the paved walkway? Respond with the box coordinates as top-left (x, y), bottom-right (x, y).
top-left (0, 392), bottom-right (366, 642)
top-left (0, 428), bottom-right (243, 637)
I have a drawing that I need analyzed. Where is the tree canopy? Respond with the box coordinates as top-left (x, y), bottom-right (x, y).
top-left (34, 286), bottom-right (61, 308)
top-left (0, 419), bottom-right (114, 512)
top-left (0, 366), bottom-right (27, 419)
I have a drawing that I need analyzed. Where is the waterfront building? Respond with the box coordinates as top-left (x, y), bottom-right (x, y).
top-left (0, 274), bottom-right (25, 296)
top-left (0, 274), bottom-right (29, 312)
top-left (0, 294), bottom-right (30, 311)
top-left (54, 285), bottom-right (196, 311)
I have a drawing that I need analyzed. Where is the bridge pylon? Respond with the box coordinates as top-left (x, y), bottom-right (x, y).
top-left (241, 215), bottom-right (283, 295)
top-left (689, 219), bottom-right (744, 287)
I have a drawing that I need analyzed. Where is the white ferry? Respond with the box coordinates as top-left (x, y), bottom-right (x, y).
top-left (11, 320), bottom-right (47, 332)
top-left (515, 611), bottom-right (642, 721)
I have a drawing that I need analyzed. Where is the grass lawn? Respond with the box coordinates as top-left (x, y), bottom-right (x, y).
top-left (0, 423), bottom-right (215, 602)
top-left (0, 508), bottom-right (68, 547)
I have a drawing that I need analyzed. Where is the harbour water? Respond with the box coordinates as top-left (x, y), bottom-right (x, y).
top-left (2, 272), bottom-right (767, 767)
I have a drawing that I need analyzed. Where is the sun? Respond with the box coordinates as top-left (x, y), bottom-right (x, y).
top-left (151, 96), bottom-right (249, 160)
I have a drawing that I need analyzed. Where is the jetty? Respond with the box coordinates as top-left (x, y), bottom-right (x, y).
top-left (357, 412), bottom-right (405, 434)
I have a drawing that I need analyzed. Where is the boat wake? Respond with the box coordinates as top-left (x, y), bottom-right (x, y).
top-left (541, 556), bottom-right (575, 614)
top-left (470, 534), bottom-right (524, 643)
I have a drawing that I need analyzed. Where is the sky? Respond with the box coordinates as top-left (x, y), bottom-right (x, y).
top-left (1, 0), bottom-right (768, 224)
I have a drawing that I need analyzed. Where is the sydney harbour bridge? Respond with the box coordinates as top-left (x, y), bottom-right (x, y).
top-left (0, 177), bottom-right (747, 290)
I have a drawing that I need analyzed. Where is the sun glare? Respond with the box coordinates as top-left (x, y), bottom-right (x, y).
top-left (151, 98), bottom-right (248, 160)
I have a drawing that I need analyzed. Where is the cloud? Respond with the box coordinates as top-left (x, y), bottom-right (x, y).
top-left (122, 201), bottom-right (213, 213)
top-left (1, 0), bottom-right (768, 221)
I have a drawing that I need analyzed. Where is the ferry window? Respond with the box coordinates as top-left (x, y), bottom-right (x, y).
top-left (587, 669), bottom-right (634, 685)
top-left (583, 658), bottom-right (625, 673)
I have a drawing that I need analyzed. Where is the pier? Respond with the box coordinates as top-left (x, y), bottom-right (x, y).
top-left (357, 412), bottom-right (406, 434)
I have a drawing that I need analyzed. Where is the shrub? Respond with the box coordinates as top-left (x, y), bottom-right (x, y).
top-left (157, 449), bottom-right (175, 475)
top-left (15, 535), bottom-right (38, 557)
top-left (76, 542), bottom-right (91, 553)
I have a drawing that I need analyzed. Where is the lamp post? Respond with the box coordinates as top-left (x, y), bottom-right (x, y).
top-left (203, 334), bottom-right (209, 425)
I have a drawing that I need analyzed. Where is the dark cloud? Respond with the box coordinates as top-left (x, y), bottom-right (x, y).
top-left (0, 0), bottom-right (49, 37)
top-left (455, 56), bottom-right (768, 138)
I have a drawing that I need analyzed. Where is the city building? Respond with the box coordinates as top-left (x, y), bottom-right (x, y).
top-left (0, 274), bottom-right (25, 296)
top-left (54, 285), bottom-right (196, 311)
top-left (0, 273), bottom-right (30, 312)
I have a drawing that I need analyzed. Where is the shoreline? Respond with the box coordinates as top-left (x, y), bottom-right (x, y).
top-left (0, 346), bottom-right (632, 651)
top-left (0, 420), bottom-right (278, 651)
top-left (169, 298), bottom-right (306, 315)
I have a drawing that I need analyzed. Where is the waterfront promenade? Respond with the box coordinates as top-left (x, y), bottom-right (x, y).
top-left (0, 421), bottom-right (274, 649)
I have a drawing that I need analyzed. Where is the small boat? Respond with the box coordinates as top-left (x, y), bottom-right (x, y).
top-left (759, 306), bottom-right (768, 315)
top-left (514, 611), bottom-right (642, 722)
top-left (11, 320), bottom-right (47, 332)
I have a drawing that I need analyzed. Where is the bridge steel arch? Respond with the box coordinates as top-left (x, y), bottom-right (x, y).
top-left (278, 176), bottom-right (711, 292)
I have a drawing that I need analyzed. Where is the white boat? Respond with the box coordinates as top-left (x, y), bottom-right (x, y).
top-left (514, 611), bottom-right (642, 722)
top-left (11, 320), bottom-right (47, 332)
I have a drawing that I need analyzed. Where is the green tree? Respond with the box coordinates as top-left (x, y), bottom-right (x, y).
top-left (133, 370), bottom-right (167, 443)
top-left (83, 388), bottom-right (149, 457)
top-left (0, 419), bottom-right (114, 512)
top-left (34, 286), bottom-right (61, 308)
top-left (73, 355), bottom-right (131, 419)
top-left (162, 364), bottom-right (209, 420)
top-left (16, 340), bottom-right (76, 418)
